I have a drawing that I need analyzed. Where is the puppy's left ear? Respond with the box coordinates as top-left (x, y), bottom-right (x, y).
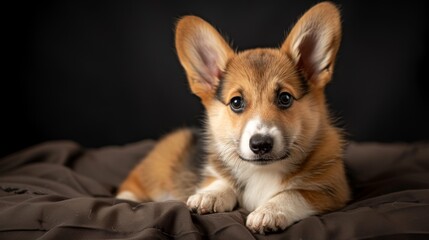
top-left (281, 2), bottom-right (341, 88)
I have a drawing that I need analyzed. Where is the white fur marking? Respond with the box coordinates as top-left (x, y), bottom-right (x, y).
top-left (241, 169), bottom-right (283, 211)
top-left (116, 191), bottom-right (139, 202)
top-left (239, 118), bottom-right (262, 158)
top-left (239, 117), bottom-right (285, 160)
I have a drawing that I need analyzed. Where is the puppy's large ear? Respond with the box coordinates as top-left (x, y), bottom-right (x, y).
top-left (281, 2), bottom-right (341, 88)
top-left (176, 16), bottom-right (234, 102)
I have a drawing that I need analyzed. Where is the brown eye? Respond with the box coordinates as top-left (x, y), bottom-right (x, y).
top-left (230, 96), bottom-right (245, 113)
top-left (277, 92), bottom-right (293, 109)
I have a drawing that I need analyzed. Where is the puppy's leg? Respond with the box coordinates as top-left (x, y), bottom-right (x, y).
top-left (246, 190), bottom-right (316, 234)
top-left (117, 128), bottom-right (197, 202)
top-left (187, 177), bottom-right (237, 214)
top-left (116, 167), bottom-right (150, 202)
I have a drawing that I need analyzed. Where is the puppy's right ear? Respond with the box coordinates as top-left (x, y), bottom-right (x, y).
top-left (281, 2), bottom-right (341, 88)
top-left (175, 16), bottom-right (234, 103)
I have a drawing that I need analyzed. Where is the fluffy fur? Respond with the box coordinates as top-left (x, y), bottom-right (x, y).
top-left (117, 2), bottom-right (350, 234)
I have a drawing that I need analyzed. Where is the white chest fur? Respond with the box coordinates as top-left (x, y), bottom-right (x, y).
top-left (237, 166), bottom-right (284, 211)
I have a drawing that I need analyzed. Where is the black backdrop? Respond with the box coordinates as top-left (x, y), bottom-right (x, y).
top-left (2, 1), bottom-right (428, 158)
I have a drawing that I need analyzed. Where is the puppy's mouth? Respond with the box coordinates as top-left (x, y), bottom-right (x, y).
top-left (238, 152), bottom-right (290, 165)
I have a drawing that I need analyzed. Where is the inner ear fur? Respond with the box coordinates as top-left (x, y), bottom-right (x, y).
top-left (281, 2), bottom-right (341, 88)
top-left (175, 16), bottom-right (234, 103)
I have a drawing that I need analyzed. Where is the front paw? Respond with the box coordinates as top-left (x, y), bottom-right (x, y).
top-left (246, 204), bottom-right (289, 234)
top-left (187, 191), bottom-right (236, 214)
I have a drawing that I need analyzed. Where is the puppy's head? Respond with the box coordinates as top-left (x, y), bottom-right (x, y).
top-left (176, 2), bottom-right (341, 167)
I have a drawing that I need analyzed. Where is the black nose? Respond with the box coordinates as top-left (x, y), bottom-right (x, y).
top-left (249, 134), bottom-right (273, 155)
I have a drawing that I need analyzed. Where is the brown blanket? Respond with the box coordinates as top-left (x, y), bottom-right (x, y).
top-left (1, 141), bottom-right (428, 239)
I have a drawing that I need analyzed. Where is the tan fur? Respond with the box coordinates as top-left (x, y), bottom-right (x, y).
top-left (118, 2), bottom-right (350, 234)
top-left (289, 126), bottom-right (350, 211)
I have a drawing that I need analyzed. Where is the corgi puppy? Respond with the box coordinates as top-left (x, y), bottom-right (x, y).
top-left (117, 2), bottom-right (350, 234)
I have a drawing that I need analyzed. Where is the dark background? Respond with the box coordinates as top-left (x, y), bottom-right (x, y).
top-left (2, 1), bottom-right (428, 158)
